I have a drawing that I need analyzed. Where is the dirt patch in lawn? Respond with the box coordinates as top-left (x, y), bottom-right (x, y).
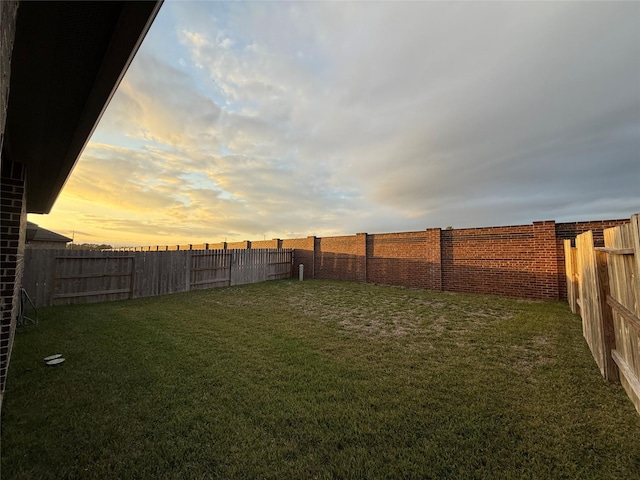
top-left (287, 283), bottom-right (516, 341)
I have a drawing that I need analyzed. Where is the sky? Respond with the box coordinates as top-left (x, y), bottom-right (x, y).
top-left (29, 1), bottom-right (640, 247)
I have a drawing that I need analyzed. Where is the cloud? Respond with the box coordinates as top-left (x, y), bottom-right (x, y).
top-left (98, 54), bottom-right (223, 149)
top-left (38, 1), bottom-right (639, 246)
top-left (61, 143), bottom-right (189, 211)
top-left (297, 1), bottom-right (640, 227)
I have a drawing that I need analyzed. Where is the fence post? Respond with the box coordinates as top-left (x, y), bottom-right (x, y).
top-left (356, 233), bottom-right (367, 283)
top-left (596, 250), bottom-right (618, 382)
top-left (186, 251), bottom-right (191, 292)
top-left (129, 255), bottom-right (136, 299)
top-left (632, 215), bottom-right (640, 316)
top-left (564, 239), bottom-right (579, 314)
top-left (308, 236), bottom-right (316, 279)
top-left (533, 221), bottom-right (559, 300)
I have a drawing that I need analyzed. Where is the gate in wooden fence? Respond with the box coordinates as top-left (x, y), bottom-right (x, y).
top-left (566, 213), bottom-right (639, 415)
top-left (23, 248), bottom-right (293, 307)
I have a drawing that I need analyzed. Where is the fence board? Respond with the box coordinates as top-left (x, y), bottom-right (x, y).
top-left (564, 240), bottom-right (579, 314)
top-left (23, 249), bottom-right (292, 307)
top-left (604, 214), bottom-right (640, 414)
top-left (632, 214), bottom-right (640, 318)
top-left (575, 230), bottom-right (618, 381)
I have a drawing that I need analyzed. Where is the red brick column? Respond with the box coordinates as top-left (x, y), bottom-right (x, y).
top-left (533, 221), bottom-right (559, 300)
top-left (356, 233), bottom-right (368, 283)
top-left (310, 236), bottom-right (317, 279)
top-left (425, 228), bottom-right (442, 291)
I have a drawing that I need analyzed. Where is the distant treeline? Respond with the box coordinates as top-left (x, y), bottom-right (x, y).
top-left (67, 243), bottom-right (113, 251)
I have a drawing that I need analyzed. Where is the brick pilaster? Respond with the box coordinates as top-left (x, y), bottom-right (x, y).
top-left (533, 220), bottom-right (559, 300)
top-left (309, 236), bottom-right (317, 279)
top-left (425, 228), bottom-right (442, 291)
top-left (356, 233), bottom-right (368, 283)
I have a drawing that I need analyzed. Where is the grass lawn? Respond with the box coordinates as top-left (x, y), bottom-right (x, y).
top-left (2, 279), bottom-right (639, 479)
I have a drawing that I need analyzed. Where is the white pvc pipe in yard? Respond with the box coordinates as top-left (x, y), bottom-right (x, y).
top-left (299, 264), bottom-right (304, 281)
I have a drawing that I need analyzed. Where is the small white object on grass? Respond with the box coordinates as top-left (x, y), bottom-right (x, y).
top-left (44, 354), bottom-right (62, 362)
top-left (46, 358), bottom-right (65, 366)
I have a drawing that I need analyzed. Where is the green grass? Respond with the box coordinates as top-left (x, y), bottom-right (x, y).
top-left (2, 279), bottom-right (639, 479)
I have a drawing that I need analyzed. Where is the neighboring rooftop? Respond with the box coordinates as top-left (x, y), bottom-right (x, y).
top-left (26, 222), bottom-right (71, 245)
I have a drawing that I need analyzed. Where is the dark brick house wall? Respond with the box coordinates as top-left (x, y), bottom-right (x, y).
top-left (0, 0), bottom-right (21, 409)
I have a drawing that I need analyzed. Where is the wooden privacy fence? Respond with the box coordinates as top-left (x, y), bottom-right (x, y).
top-left (565, 213), bottom-right (639, 414)
top-left (23, 248), bottom-right (292, 308)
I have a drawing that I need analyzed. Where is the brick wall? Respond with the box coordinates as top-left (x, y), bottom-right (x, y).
top-left (227, 240), bottom-right (251, 249)
top-left (1, 1), bottom-right (19, 156)
top-left (282, 236), bottom-right (315, 279)
top-left (285, 218), bottom-right (629, 300)
top-left (441, 224), bottom-right (538, 297)
top-left (314, 235), bottom-right (359, 282)
top-left (368, 230), bottom-right (441, 289)
top-left (1, 159), bottom-right (27, 407)
top-left (0, 0), bottom-right (20, 411)
top-left (252, 239), bottom-right (281, 249)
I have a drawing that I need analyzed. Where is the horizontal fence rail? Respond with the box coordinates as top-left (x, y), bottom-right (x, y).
top-left (23, 248), bottom-right (292, 307)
